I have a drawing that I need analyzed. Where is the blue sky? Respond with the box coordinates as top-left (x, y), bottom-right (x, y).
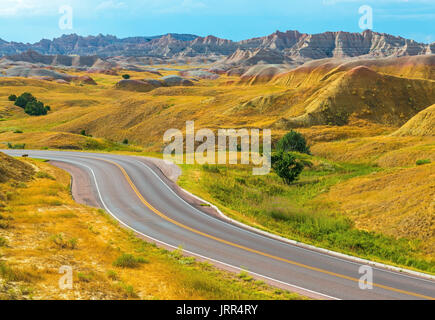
top-left (0, 0), bottom-right (433, 43)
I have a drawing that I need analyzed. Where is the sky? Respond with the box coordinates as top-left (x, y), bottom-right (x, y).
top-left (0, 0), bottom-right (433, 43)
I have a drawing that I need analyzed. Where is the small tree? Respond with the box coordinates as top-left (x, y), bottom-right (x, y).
top-left (24, 100), bottom-right (48, 116)
top-left (8, 94), bottom-right (17, 101)
top-left (271, 151), bottom-right (304, 185)
top-left (276, 130), bottom-right (310, 154)
top-left (122, 138), bottom-right (129, 145)
top-left (122, 74), bottom-right (130, 80)
top-left (14, 92), bottom-right (36, 108)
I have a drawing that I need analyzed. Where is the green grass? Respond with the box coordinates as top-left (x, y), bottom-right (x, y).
top-left (178, 155), bottom-right (435, 273)
top-left (416, 159), bottom-right (431, 166)
top-left (112, 253), bottom-right (149, 268)
top-left (35, 171), bottom-right (56, 180)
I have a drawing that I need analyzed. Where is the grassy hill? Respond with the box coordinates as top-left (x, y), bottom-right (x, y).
top-left (0, 56), bottom-right (434, 276)
top-left (1, 57), bottom-right (433, 151)
top-left (393, 104), bottom-right (435, 136)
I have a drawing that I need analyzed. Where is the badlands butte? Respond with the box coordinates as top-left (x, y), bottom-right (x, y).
top-left (0, 29), bottom-right (434, 280)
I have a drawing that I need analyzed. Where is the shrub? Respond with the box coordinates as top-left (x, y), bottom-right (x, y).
top-left (106, 270), bottom-right (119, 280)
top-left (122, 74), bottom-right (130, 79)
top-left (14, 93), bottom-right (50, 116)
top-left (36, 171), bottom-right (56, 180)
top-left (50, 233), bottom-right (78, 249)
top-left (112, 253), bottom-right (148, 268)
top-left (202, 164), bottom-right (221, 173)
top-left (416, 159), bottom-right (431, 166)
top-left (122, 138), bottom-right (129, 145)
top-left (271, 152), bottom-right (304, 185)
top-left (24, 100), bottom-right (49, 116)
top-left (7, 142), bottom-right (26, 149)
top-left (8, 94), bottom-right (17, 101)
top-left (0, 262), bottom-right (36, 282)
top-left (276, 130), bottom-right (310, 154)
top-left (14, 92), bottom-right (36, 108)
top-left (13, 129), bottom-right (23, 134)
top-left (78, 272), bottom-right (93, 282)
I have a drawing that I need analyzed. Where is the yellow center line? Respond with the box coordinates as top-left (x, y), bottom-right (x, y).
top-left (85, 155), bottom-right (434, 300)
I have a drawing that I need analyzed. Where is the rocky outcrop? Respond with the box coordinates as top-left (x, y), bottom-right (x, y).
top-left (115, 79), bottom-right (163, 92)
top-left (3, 66), bottom-right (97, 84)
top-left (115, 75), bottom-right (193, 92)
top-left (223, 48), bottom-right (293, 66)
top-left (0, 30), bottom-right (433, 60)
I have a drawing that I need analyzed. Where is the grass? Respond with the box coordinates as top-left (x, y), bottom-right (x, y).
top-left (178, 155), bottom-right (435, 273)
top-left (416, 159), bottom-right (431, 166)
top-left (0, 236), bottom-right (7, 247)
top-left (112, 254), bottom-right (149, 268)
top-left (35, 171), bottom-right (56, 180)
top-left (49, 233), bottom-right (78, 249)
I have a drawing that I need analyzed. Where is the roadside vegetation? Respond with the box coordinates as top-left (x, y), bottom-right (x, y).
top-left (179, 154), bottom-right (435, 274)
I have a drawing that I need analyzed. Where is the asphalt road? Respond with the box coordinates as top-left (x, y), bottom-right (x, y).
top-left (3, 149), bottom-right (435, 300)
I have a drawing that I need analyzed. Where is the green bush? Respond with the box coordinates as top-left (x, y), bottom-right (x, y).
top-left (14, 93), bottom-right (50, 116)
top-left (8, 94), bottom-right (17, 101)
top-left (271, 152), bottom-right (304, 185)
top-left (112, 253), bottom-right (148, 268)
top-left (14, 92), bottom-right (36, 108)
top-left (36, 171), bottom-right (56, 180)
top-left (122, 74), bottom-right (130, 79)
top-left (24, 100), bottom-right (49, 116)
top-left (416, 159), bottom-right (431, 166)
top-left (276, 130), bottom-right (310, 154)
top-left (122, 138), bottom-right (129, 145)
top-left (7, 142), bottom-right (26, 149)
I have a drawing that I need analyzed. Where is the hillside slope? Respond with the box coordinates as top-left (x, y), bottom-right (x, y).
top-left (393, 104), bottom-right (435, 136)
top-left (0, 152), bottom-right (34, 183)
top-left (275, 66), bottom-right (435, 128)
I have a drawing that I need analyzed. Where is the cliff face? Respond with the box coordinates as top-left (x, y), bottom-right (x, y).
top-left (0, 30), bottom-right (433, 59)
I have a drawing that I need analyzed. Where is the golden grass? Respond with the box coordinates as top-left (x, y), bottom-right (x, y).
top-left (317, 163), bottom-right (435, 256)
top-left (311, 135), bottom-right (435, 167)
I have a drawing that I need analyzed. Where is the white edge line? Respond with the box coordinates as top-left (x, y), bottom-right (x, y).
top-left (132, 156), bottom-right (435, 283)
top-left (77, 160), bottom-right (339, 301)
top-left (4, 150), bottom-right (435, 284)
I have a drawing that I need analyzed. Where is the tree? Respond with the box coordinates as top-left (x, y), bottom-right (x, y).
top-left (14, 92), bottom-right (36, 108)
top-left (271, 151), bottom-right (304, 185)
top-left (276, 130), bottom-right (310, 154)
top-left (8, 94), bottom-right (17, 101)
top-left (24, 100), bottom-right (49, 116)
top-left (122, 138), bottom-right (129, 145)
top-left (122, 74), bottom-right (130, 79)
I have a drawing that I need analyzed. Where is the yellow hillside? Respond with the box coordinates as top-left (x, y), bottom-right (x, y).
top-left (393, 104), bottom-right (435, 136)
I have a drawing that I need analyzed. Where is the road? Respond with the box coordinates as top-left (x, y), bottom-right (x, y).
top-left (3, 149), bottom-right (435, 300)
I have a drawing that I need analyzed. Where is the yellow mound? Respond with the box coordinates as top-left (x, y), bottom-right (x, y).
top-left (393, 104), bottom-right (435, 136)
top-left (320, 164), bottom-right (435, 254)
top-left (0, 152), bottom-right (34, 183)
top-left (276, 66), bottom-right (435, 128)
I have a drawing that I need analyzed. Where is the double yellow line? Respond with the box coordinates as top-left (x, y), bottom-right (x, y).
top-left (88, 155), bottom-right (434, 300)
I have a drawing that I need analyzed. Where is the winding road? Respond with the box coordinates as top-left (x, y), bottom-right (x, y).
top-left (3, 150), bottom-right (435, 300)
